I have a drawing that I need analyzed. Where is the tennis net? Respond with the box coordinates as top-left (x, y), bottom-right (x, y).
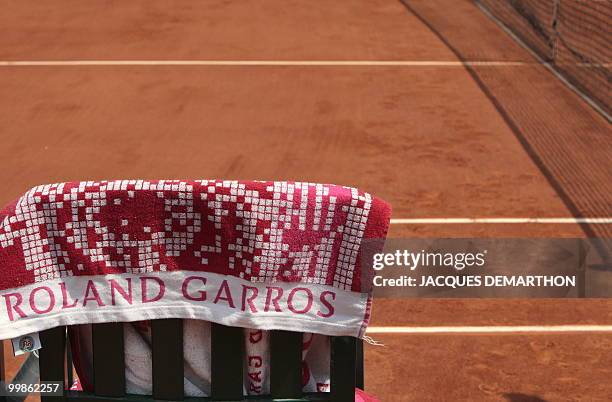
top-left (477, 0), bottom-right (611, 117)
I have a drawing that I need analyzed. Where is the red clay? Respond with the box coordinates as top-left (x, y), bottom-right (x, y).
top-left (0, 0), bottom-right (610, 400)
top-left (366, 333), bottom-right (612, 401)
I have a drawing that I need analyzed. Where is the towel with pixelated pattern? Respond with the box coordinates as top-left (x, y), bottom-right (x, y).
top-left (0, 180), bottom-right (391, 340)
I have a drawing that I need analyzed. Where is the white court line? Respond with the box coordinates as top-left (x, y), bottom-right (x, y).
top-left (2, 60), bottom-right (608, 67)
top-left (0, 60), bottom-right (533, 67)
top-left (1, 60), bottom-right (607, 68)
top-left (366, 325), bottom-right (612, 334)
top-left (390, 217), bottom-right (612, 224)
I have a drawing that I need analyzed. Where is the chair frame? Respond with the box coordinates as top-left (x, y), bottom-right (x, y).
top-left (32, 320), bottom-right (363, 402)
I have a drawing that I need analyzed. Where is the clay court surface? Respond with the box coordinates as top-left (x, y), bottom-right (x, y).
top-left (1, 0), bottom-right (611, 400)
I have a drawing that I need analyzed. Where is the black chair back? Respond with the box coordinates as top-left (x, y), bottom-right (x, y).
top-left (37, 320), bottom-right (363, 402)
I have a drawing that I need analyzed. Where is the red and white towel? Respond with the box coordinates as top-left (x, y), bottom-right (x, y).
top-left (0, 180), bottom-right (391, 340)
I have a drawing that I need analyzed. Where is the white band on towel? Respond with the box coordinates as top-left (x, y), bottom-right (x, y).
top-left (0, 270), bottom-right (369, 340)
